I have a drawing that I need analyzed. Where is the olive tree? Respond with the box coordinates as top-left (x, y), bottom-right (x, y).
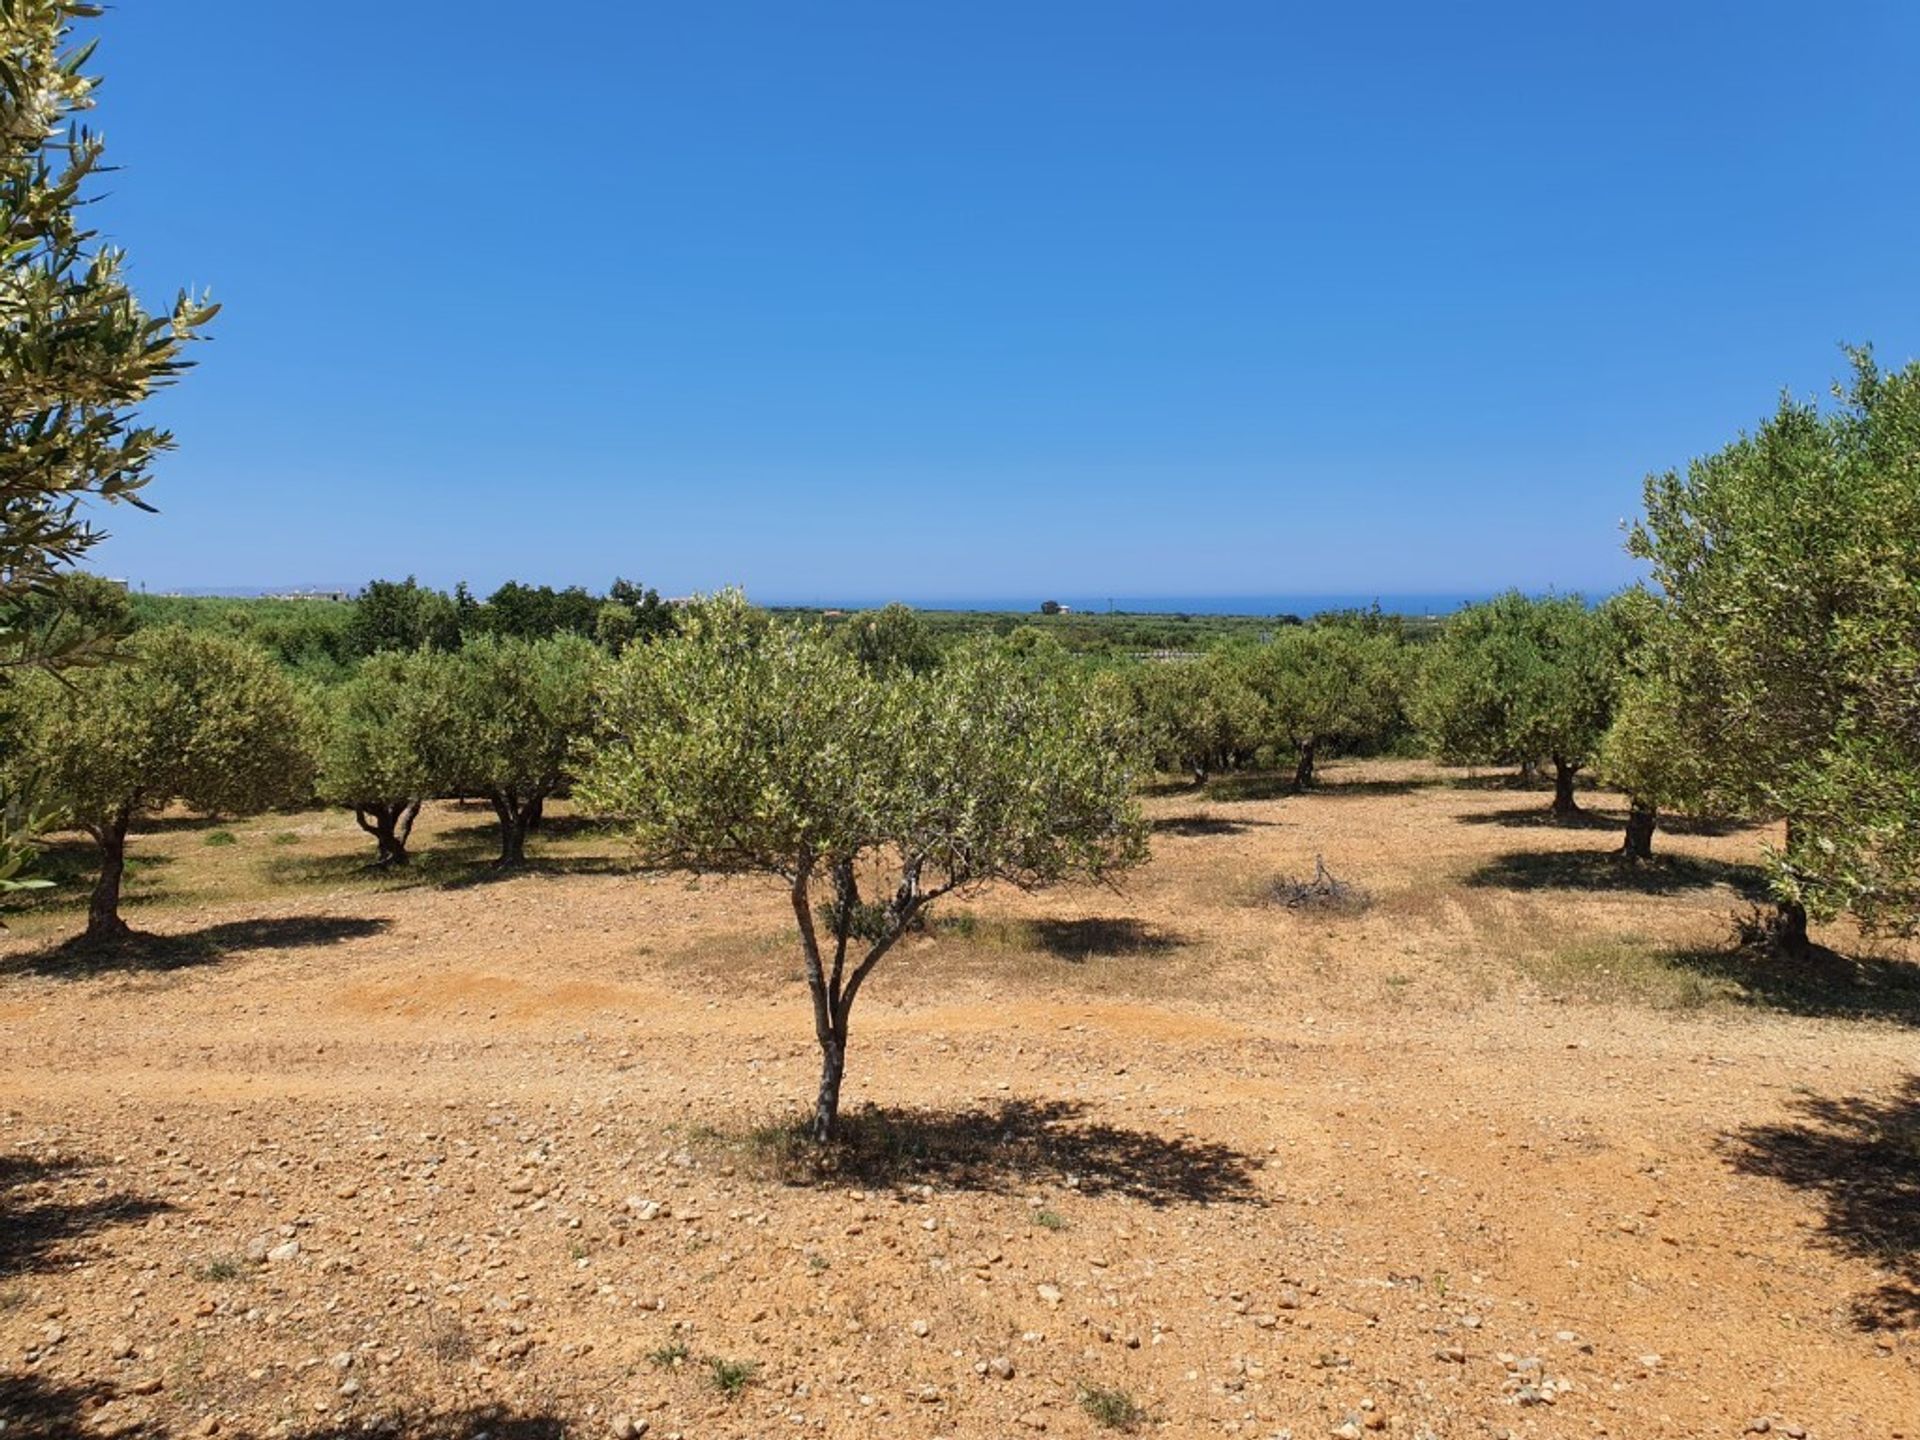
top-left (3, 627), bottom-right (312, 940)
top-left (579, 593), bottom-right (1148, 1141)
top-left (316, 651), bottom-right (439, 866)
top-left (1242, 624), bottom-right (1406, 789)
top-left (1411, 592), bottom-right (1618, 816)
top-left (421, 633), bottom-right (600, 865)
top-left (0, 3), bottom-right (215, 888)
top-left (1126, 651), bottom-right (1263, 785)
top-left (835, 602), bottom-right (939, 675)
top-left (1630, 349), bottom-right (1920, 950)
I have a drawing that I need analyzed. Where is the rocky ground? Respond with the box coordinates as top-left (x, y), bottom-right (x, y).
top-left (1, 762), bottom-right (1915, 1439)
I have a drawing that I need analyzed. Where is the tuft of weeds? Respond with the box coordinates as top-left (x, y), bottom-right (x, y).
top-left (1078, 1383), bottom-right (1144, 1430)
top-left (705, 1356), bottom-right (757, 1397)
top-left (193, 1254), bottom-right (245, 1282)
top-left (1032, 1208), bottom-right (1067, 1231)
top-left (423, 1310), bottom-right (473, 1368)
top-left (648, 1338), bottom-right (690, 1368)
top-left (271, 831), bottom-right (301, 846)
top-left (202, 830), bottom-right (237, 848)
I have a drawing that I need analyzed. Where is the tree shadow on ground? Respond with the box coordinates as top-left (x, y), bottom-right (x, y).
top-left (1464, 848), bottom-right (1769, 899)
top-left (1722, 1074), bottom-right (1920, 1330)
top-left (1664, 941), bottom-right (1920, 1027)
top-left (0, 1377), bottom-right (568, 1440)
top-left (437, 813), bottom-right (612, 844)
top-left (433, 856), bottom-right (637, 892)
top-left (1024, 917), bottom-right (1185, 962)
top-left (5, 915), bottom-right (391, 978)
top-left (741, 1099), bottom-right (1263, 1207)
top-left (1, 1153), bottom-right (170, 1280)
top-left (1151, 814), bottom-right (1281, 838)
top-left (1454, 805), bottom-right (1622, 831)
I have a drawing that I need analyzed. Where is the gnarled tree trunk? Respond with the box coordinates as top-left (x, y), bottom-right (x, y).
top-left (354, 800), bottom-right (422, 867)
top-left (85, 813), bottom-right (134, 943)
top-left (490, 792), bottom-right (539, 866)
top-left (1293, 738), bottom-right (1318, 791)
top-left (1550, 757), bottom-right (1580, 817)
top-left (1621, 798), bottom-right (1656, 861)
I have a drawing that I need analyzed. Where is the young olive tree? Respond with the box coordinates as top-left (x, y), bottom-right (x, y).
top-left (835, 602), bottom-right (940, 676)
top-left (4, 627), bottom-right (312, 940)
top-left (1241, 624), bottom-right (1406, 789)
top-left (1631, 349), bottom-right (1920, 951)
top-left (316, 651), bottom-right (438, 866)
top-left (579, 594), bottom-right (1148, 1141)
top-left (1411, 592), bottom-right (1618, 816)
top-left (421, 633), bottom-right (600, 865)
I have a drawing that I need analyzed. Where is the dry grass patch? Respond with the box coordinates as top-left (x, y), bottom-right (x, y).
top-left (1521, 935), bottom-right (1736, 1011)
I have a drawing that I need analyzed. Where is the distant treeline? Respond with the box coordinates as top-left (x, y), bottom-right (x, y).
top-left (123, 582), bottom-right (1443, 680)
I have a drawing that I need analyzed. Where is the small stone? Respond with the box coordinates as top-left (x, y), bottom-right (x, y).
top-left (1743, 1422), bottom-right (1771, 1436)
top-left (1017, 1412), bottom-right (1048, 1431)
top-left (338, 1378), bottom-right (361, 1398)
top-left (266, 1240), bottom-right (300, 1263)
top-left (1035, 1284), bottom-right (1063, 1305)
top-left (1435, 1344), bottom-right (1466, 1363)
top-left (609, 1415), bottom-right (648, 1439)
top-left (129, 1377), bottom-right (164, 1396)
top-left (910, 1319), bottom-right (931, 1338)
top-left (1333, 1424), bottom-right (1363, 1440)
top-left (987, 1355), bottom-right (1015, 1380)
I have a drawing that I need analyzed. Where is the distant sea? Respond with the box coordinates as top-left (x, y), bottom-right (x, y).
top-left (772, 593), bottom-right (1494, 618)
top-left (157, 587), bottom-right (1510, 618)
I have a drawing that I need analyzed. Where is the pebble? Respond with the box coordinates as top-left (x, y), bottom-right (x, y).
top-left (910, 1319), bottom-right (931, 1338)
top-left (266, 1241), bottom-right (300, 1263)
top-left (987, 1355), bottom-right (1015, 1380)
top-left (1036, 1284), bottom-right (1063, 1305)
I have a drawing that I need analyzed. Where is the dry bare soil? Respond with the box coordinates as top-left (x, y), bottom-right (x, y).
top-left (2, 761), bottom-right (1917, 1440)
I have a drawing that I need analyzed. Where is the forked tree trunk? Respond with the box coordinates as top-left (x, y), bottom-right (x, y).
top-left (354, 800), bottom-right (422, 867)
top-left (491, 793), bottom-right (537, 866)
top-left (1621, 799), bottom-right (1657, 862)
top-left (1550, 757), bottom-right (1580, 817)
top-left (86, 815), bottom-right (134, 943)
top-left (1293, 738), bottom-right (1318, 791)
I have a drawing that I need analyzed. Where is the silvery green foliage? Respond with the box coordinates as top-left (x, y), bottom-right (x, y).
top-left (579, 591), bottom-right (1148, 1136)
top-left (1632, 350), bottom-right (1920, 934)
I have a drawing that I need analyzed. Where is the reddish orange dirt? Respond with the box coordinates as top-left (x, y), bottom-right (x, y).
top-left (1, 762), bottom-right (1915, 1439)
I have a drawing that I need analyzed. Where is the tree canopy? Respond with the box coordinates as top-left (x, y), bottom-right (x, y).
top-left (3, 626), bottom-right (312, 938)
top-left (579, 592), bottom-right (1148, 1140)
top-left (1411, 592), bottom-right (1619, 815)
top-left (1630, 349), bottom-right (1920, 946)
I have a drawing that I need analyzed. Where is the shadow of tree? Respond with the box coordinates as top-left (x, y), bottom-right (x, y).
top-left (1024, 917), bottom-right (1184, 962)
top-left (0, 1376), bottom-right (568, 1440)
top-left (1723, 1075), bottom-right (1920, 1330)
top-left (1, 1153), bottom-right (170, 1279)
top-left (1664, 942), bottom-right (1920, 1027)
top-left (6, 915), bottom-right (392, 978)
top-left (738, 1099), bottom-right (1264, 1207)
top-left (1464, 848), bottom-right (1769, 898)
top-left (0, 1372), bottom-right (121, 1440)
top-left (1454, 805), bottom-right (1622, 831)
top-left (1151, 814), bottom-right (1279, 837)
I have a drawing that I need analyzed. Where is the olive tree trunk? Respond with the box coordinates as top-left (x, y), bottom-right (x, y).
top-left (354, 800), bottom-right (422, 867)
top-left (488, 791), bottom-right (548, 866)
top-left (1293, 738), bottom-right (1318, 791)
top-left (85, 814), bottom-right (134, 943)
top-left (1621, 799), bottom-right (1657, 861)
top-left (1550, 757), bottom-right (1580, 817)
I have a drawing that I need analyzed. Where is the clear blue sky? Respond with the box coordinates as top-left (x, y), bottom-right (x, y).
top-left (85, 1), bottom-right (1920, 603)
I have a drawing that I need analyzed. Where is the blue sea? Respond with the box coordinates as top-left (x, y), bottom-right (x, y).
top-left (769, 593), bottom-right (1495, 618)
